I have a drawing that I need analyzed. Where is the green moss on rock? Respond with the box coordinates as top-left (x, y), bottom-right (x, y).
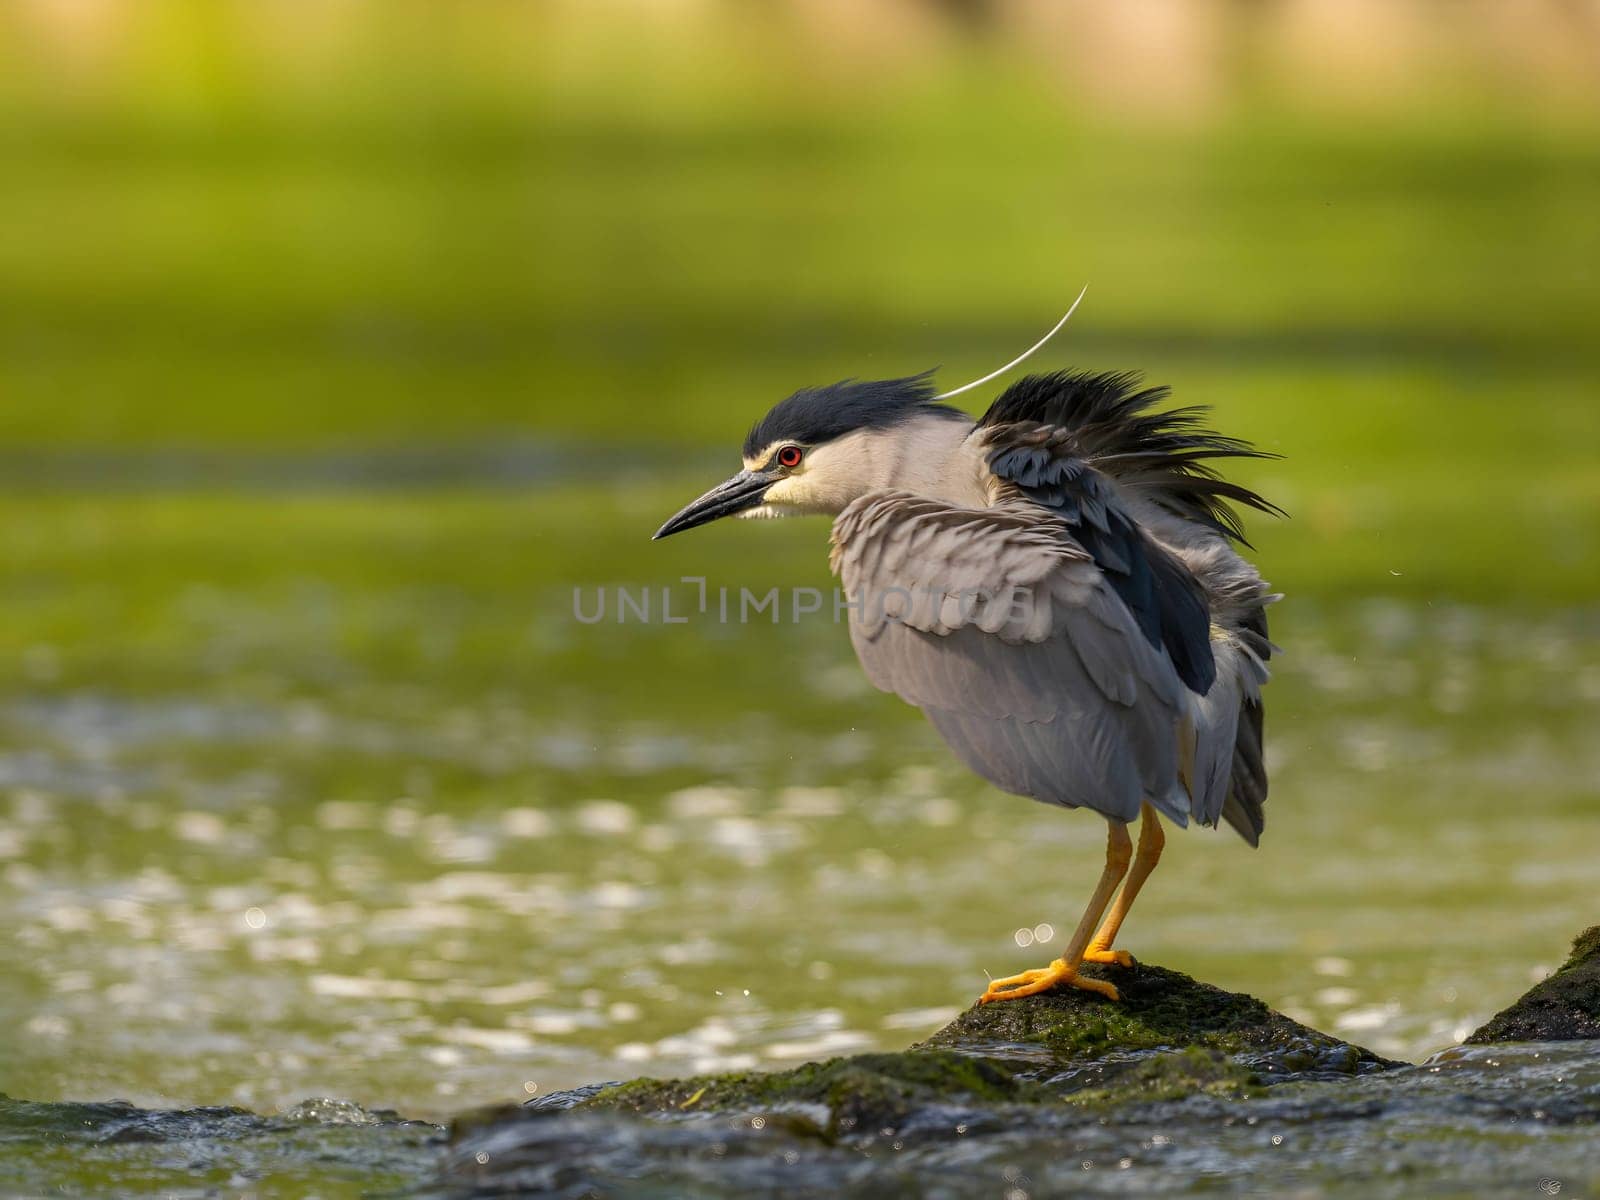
top-left (582, 1050), bottom-right (1050, 1135)
top-left (917, 961), bottom-right (1395, 1075)
top-left (1069, 1046), bottom-right (1265, 1107)
top-left (1467, 924), bottom-right (1600, 1043)
top-left (559, 960), bottom-right (1393, 1137)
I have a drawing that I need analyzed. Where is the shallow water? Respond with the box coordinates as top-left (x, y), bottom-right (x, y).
top-left (0, 1093), bottom-right (442, 1199)
top-left (1, 476), bottom-right (1598, 1194)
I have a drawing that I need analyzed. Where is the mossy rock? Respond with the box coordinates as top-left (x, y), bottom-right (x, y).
top-left (567, 1043), bottom-right (1268, 1131)
top-left (1467, 925), bottom-right (1600, 1043)
top-left (436, 963), bottom-right (1423, 1195)
top-left (435, 944), bottom-right (1600, 1196)
top-left (578, 1050), bottom-right (1051, 1136)
top-left (918, 960), bottom-right (1396, 1076)
top-left (1067, 1045), bottom-right (1265, 1106)
top-left (497, 960), bottom-right (1392, 1140)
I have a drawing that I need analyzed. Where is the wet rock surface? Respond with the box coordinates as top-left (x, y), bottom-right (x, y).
top-left (434, 1040), bottom-right (1600, 1198)
top-left (443, 961), bottom-right (1600, 1198)
top-left (456, 963), bottom-right (1392, 1138)
top-left (1468, 926), bottom-right (1600, 1044)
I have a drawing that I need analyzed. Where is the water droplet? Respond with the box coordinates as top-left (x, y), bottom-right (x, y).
top-left (1013, 928), bottom-right (1034, 948)
top-left (244, 907), bottom-right (267, 930)
top-left (1032, 923), bottom-right (1054, 944)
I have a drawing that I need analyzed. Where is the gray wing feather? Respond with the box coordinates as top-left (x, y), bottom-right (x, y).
top-left (1223, 699), bottom-right (1268, 845)
top-left (1190, 655), bottom-right (1241, 827)
top-left (1190, 621), bottom-right (1272, 834)
top-left (832, 492), bottom-right (1195, 825)
top-left (1220, 602), bottom-right (1275, 845)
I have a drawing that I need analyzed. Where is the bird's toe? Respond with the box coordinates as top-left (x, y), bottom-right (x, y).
top-left (1081, 947), bottom-right (1134, 967)
top-left (978, 960), bottom-right (1121, 1004)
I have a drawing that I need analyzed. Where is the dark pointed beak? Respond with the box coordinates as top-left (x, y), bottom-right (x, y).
top-left (653, 469), bottom-right (780, 540)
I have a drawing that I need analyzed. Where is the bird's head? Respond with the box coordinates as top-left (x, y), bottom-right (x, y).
top-left (652, 373), bottom-right (972, 540)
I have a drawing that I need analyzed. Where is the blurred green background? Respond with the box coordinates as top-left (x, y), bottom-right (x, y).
top-left (1, 0), bottom-right (1598, 1142)
top-left (2, 1), bottom-right (1596, 597)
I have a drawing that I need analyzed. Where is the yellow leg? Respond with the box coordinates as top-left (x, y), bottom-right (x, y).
top-left (1083, 804), bottom-right (1164, 966)
top-left (979, 819), bottom-right (1132, 1004)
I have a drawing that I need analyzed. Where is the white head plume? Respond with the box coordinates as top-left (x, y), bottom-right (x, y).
top-left (934, 285), bottom-right (1088, 401)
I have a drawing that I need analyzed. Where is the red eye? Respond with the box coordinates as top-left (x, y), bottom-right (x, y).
top-left (777, 445), bottom-right (803, 469)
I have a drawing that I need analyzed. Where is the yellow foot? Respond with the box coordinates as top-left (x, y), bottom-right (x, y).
top-left (1081, 946), bottom-right (1134, 967)
top-left (978, 959), bottom-right (1120, 1004)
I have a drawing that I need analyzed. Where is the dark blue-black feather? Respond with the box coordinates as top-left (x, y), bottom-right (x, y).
top-left (975, 371), bottom-right (1265, 696)
top-left (743, 372), bottom-right (967, 459)
top-left (976, 370), bottom-right (1282, 544)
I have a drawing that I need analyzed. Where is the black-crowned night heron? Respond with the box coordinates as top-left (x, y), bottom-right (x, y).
top-left (654, 340), bottom-right (1279, 1005)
